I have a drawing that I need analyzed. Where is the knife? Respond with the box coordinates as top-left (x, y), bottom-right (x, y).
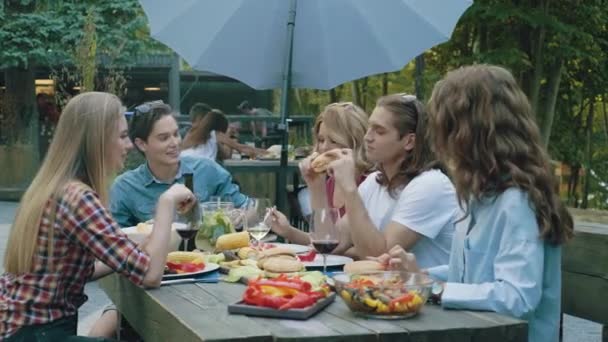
top-left (161, 277), bottom-right (220, 286)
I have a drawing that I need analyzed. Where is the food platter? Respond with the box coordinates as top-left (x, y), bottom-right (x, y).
top-left (228, 292), bottom-right (335, 320)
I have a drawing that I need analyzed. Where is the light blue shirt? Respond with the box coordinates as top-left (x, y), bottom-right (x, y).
top-left (428, 188), bottom-right (561, 342)
top-left (110, 155), bottom-right (248, 227)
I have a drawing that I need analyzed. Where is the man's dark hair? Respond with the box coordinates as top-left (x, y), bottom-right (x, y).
top-left (129, 101), bottom-right (174, 148)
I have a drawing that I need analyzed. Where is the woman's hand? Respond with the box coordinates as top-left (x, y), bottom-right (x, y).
top-left (299, 154), bottom-right (325, 188)
top-left (267, 207), bottom-right (291, 237)
top-left (161, 184), bottom-right (195, 215)
top-left (373, 245), bottom-right (421, 272)
top-left (250, 147), bottom-right (268, 158)
top-left (327, 149), bottom-right (358, 193)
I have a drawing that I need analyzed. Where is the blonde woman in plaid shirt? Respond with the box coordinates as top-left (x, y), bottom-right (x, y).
top-left (1, 92), bottom-right (195, 341)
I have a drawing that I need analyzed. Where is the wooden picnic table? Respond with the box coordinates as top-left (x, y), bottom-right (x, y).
top-left (98, 275), bottom-right (527, 341)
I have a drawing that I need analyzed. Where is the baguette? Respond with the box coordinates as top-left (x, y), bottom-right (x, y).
top-left (343, 260), bottom-right (385, 274)
top-left (215, 231), bottom-right (250, 251)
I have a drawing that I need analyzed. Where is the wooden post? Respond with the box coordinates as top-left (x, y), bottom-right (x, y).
top-left (169, 52), bottom-right (181, 113)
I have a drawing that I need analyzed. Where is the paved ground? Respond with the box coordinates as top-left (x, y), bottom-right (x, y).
top-left (0, 200), bottom-right (603, 340)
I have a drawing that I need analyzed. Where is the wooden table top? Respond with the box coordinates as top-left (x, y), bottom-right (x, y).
top-left (99, 275), bottom-right (527, 342)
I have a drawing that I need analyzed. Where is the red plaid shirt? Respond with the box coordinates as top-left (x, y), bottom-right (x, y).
top-left (0, 182), bottom-right (151, 339)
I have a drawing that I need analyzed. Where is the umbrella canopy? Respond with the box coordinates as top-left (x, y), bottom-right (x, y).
top-left (139, 0), bottom-right (472, 211)
top-left (140, 0), bottom-right (472, 90)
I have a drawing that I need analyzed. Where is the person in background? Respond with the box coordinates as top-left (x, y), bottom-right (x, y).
top-left (181, 109), bottom-right (266, 161)
top-left (378, 65), bottom-right (573, 342)
top-left (237, 100), bottom-right (272, 139)
top-left (268, 102), bottom-right (373, 247)
top-left (37, 92), bottom-right (61, 160)
top-left (0, 92), bottom-right (194, 341)
top-left (326, 94), bottom-right (457, 266)
top-left (181, 102), bottom-right (213, 138)
top-left (189, 102), bottom-right (212, 123)
top-left (109, 101), bottom-right (250, 228)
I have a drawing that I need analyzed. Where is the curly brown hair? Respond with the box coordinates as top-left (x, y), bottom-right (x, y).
top-left (375, 94), bottom-right (441, 198)
top-left (427, 65), bottom-right (573, 245)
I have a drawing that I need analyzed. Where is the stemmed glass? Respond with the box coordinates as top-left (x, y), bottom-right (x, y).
top-left (244, 198), bottom-right (273, 249)
top-left (174, 210), bottom-right (201, 252)
top-left (309, 208), bottom-right (340, 273)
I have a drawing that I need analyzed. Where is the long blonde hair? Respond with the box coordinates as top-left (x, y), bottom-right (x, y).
top-left (313, 102), bottom-right (372, 175)
top-left (4, 92), bottom-right (124, 273)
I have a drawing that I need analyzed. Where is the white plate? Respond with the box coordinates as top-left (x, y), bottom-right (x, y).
top-left (270, 242), bottom-right (311, 254)
top-left (260, 233), bottom-right (278, 242)
top-left (122, 222), bottom-right (187, 233)
top-left (303, 254), bottom-right (353, 268)
top-left (122, 223), bottom-right (186, 251)
top-left (162, 262), bottom-right (220, 280)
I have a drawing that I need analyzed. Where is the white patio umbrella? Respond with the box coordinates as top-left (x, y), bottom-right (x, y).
top-left (139, 0), bottom-right (473, 211)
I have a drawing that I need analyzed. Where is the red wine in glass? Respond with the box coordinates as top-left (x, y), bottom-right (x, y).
top-left (312, 240), bottom-right (339, 254)
top-left (176, 228), bottom-right (198, 240)
top-left (176, 227), bottom-right (199, 251)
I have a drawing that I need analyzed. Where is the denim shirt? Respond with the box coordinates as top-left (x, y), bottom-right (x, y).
top-left (110, 155), bottom-right (248, 227)
top-left (427, 188), bottom-right (561, 342)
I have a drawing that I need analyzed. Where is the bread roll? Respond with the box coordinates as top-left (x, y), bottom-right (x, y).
top-left (260, 247), bottom-right (295, 258)
top-left (262, 258), bottom-right (304, 273)
top-left (311, 149), bottom-right (343, 173)
top-left (215, 231), bottom-right (250, 251)
top-left (343, 260), bottom-right (385, 274)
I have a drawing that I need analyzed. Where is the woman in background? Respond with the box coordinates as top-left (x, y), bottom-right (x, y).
top-left (181, 109), bottom-right (265, 161)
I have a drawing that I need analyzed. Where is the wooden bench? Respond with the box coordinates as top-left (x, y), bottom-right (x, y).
top-left (562, 222), bottom-right (608, 341)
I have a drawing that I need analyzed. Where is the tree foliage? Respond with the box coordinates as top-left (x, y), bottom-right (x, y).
top-left (0, 0), bottom-right (167, 69)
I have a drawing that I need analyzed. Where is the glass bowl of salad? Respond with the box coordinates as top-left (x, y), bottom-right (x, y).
top-left (333, 271), bottom-right (433, 319)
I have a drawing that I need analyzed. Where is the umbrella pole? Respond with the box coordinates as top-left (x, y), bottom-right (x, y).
top-left (276, 0), bottom-right (297, 213)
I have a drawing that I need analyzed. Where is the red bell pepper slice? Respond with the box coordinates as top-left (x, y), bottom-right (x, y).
top-left (243, 285), bottom-right (290, 309)
top-left (251, 279), bottom-right (312, 292)
top-left (389, 293), bottom-right (414, 309)
top-left (278, 292), bottom-right (316, 310)
top-left (297, 250), bottom-right (317, 262)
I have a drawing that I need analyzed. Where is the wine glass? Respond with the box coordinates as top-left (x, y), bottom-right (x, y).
top-left (244, 198), bottom-right (273, 249)
top-left (174, 211), bottom-right (201, 252)
top-left (309, 207), bottom-right (340, 274)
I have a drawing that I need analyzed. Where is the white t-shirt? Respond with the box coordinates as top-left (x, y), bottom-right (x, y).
top-left (357, 170), bottom-right (458, 268)
top-left (180, 130), bottom-right (218, 160)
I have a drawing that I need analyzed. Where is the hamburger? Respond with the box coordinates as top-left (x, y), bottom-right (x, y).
top-left (256, 247), bottom-right (304, 274)
top-left (310, 149), bottom-right (344, 173)
top-left (343, 260), bottom-right (385, 274)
